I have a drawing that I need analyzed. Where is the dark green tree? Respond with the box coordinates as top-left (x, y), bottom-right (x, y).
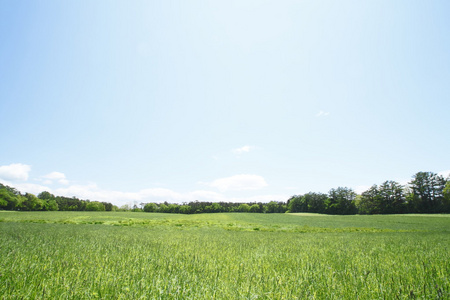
top-left (359, 185), bottom-right (383, 214)
top-left (443, 180), bottom-right (450, 213)
top-left (304, 192), bottom-right (327, 213)
top-left (166, 204), bottom-right (180, 213)
top-left (378, 181), bottom-right (405, 213)
top-left (249, 204), bottom-right (261, 213)
top-left (45, 200), bottom-right (59, 211)
top-left (101, 202), bottom-right (114, 211)
top-left (38, 191), bottom-right (55, 200)
top-left (0, 189), bottom-right (11, 209)
top-left (206, 202), bottom-right (223, 213)
top-left (22, 193), bottom-right (45, 211)
top-left (326, 187), bottom-right (357, 215)
top-left (237, 203), bottom-right (250, 212)
top-left (85, 201), bottom-right (106, 211)
top-left (158, 203), bottom-right (169, 213)
top-left (287, 195), bottom-right (304, 213)
top-left (408, 172), bottom-right (446, 213)
top-left (179, 205), bottom-right (193, 214)
top-left (0, 184), bottom-right (22, 210)
top-left (264, 201), bottom-right (278, 213)
top-left (144, 202), bottom-right (158, 212)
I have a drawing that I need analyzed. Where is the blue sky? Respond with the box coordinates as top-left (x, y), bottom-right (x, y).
top-left (1, 1), bottom-right (449, 206)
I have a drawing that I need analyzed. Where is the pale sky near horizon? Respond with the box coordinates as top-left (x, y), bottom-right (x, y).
top-left (1, 1), bottom-right (449, 206)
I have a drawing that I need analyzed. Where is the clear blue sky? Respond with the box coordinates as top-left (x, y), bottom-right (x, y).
top-left (1, 1), bottom-right (449, 206)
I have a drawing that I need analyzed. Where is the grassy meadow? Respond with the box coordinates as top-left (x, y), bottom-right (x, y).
top-left (0, 212), bottom-right (449, 299)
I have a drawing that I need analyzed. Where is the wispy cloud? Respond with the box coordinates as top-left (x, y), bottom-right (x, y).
top-left (232, 145), bottom-right (254, 155)
top-left (0, 163), bottom-right (283, 206)
top-left (316, 110), bottom-right (330, 117)
top-left (42, 171), bottom-right (69, 185)
top-left (0, 163), bottom-right (31, 181)
top-left (0, 179), bottom-right (286, 206)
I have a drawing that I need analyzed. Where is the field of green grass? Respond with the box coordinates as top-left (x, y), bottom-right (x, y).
top-left (1, 212), bottom-right (449, 299)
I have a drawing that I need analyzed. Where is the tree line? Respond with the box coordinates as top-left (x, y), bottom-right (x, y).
top-left (141, 171), bottom-right (450, 215)
top-left (0, 184), bottom-right (115, 212)
top-left (1, 171), bottom-right (449, 214)
top-left (142, 200), bottom-right (287, 214)
top-left (288, 171), bottom-right (449, 214)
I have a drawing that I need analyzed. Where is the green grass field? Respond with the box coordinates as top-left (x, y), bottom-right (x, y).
top-left (1, 212), bottom-right (449, 299)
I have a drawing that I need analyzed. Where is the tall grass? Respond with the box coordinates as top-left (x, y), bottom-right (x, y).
top-left (0, 212), bottom-right (449, 299)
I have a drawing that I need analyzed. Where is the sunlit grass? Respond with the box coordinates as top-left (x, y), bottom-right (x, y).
top-left (0, 212), bottom-right (449, 299)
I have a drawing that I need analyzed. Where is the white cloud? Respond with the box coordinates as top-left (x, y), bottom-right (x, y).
top-left (52, 184), bottom-right (280, 206)
top-left (42, 172), bottom-right (69, 185)
top-left (232, 145), bottom-right (253, 155)
top-left (0, 164), bottom-right (281, 206)
top-left (1, 177), bottom-right (287, 206)
top-left (0, 163), bottom-right (31, 181)
top-left (207, 174), bottom-right (268, 192)
top-left (43, 172), bottom-right (65, 180)
top-left (316, 110), bottom-right (330, 117)
top-left (54, 185), bottom-right (194, 205)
